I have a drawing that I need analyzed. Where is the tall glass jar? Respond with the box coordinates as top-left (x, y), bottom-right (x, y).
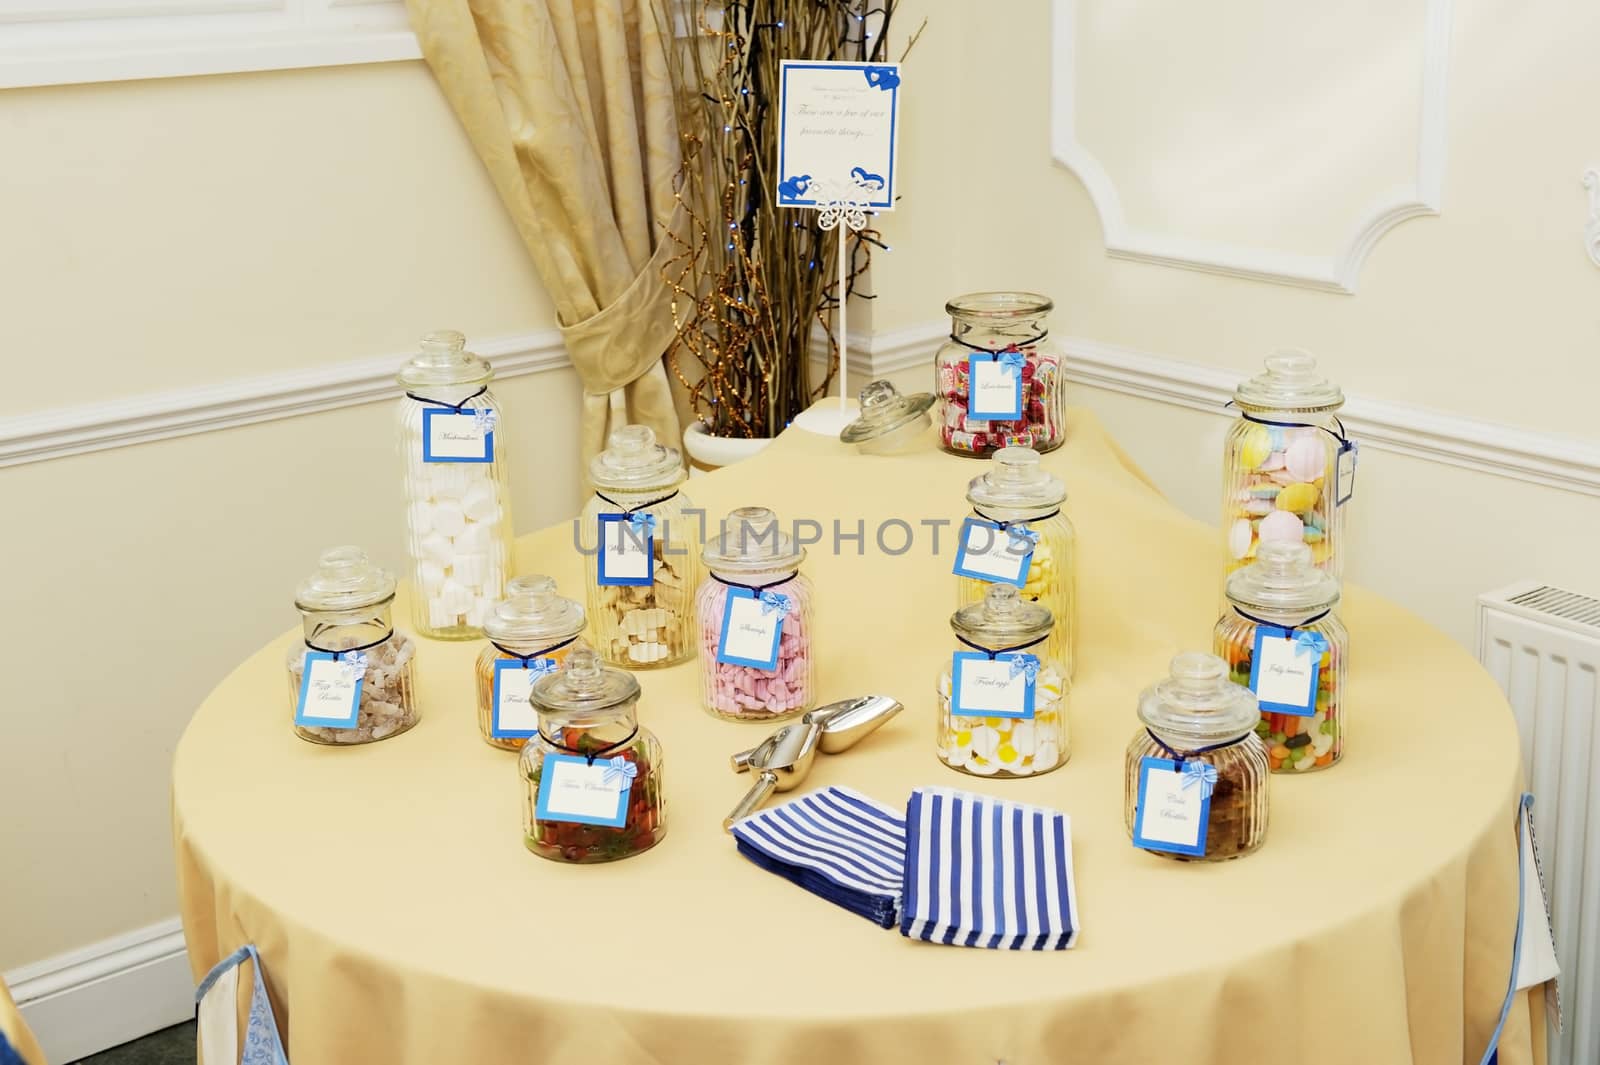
top-left (933, 292), bottom-right (1066, 458)
top-left (474, 575), bottom-right (587, 751)
top-left (1216, 540), bottom-right (1347, 774)
top-left (937, 584), bottom-right (1068, 778)
top-left (580, 425), bottom-right (697, 668)
top-left (1124, 653), bottom-right (1269, 862)
top-left (695, 507), bottom-right (816, 722)
top-left (284, 547), bottom-right (418, 746)
top-left (953, 447), bottom-right (1076, 678)
top-left (1223, 349), bottom-right (1353, 583)
top-left (519, 647), bottom-right (665, 863)
top-left (397, 330), bottom-right (515, 641)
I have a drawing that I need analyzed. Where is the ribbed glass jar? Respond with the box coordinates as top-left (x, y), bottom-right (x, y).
top-left (474, 575), bottom-right (586, 751)
top-left (933, 292), bottom-right (1066, 457)
top-left (580, 425), bottom-right (697, 669)
top-left (1124, 654), bottom-right (1269, 862)
top-left (397, 330), bottom-right (515, 640)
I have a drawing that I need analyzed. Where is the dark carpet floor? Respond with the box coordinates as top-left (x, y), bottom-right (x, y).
top-left (71, 1022), bottom-right (194, 1065)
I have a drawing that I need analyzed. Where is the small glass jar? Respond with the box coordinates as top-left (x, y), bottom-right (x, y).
top-left (937, 584), bottom-right (1069, 777)
top-left (519, 647), bottom-right (666, 863)
top-left (1216, 540), bottom-right (1347, 773)
top-left (284, 546), bottom-right (418, 746)
top-left (954, 447), bottom-right (1076, 678)
top-left (933, 292), bottom-right (1066, 458)
top-left (580, 425), bottom-right (697, 669)
top-left (695, 506), bottom-right (816, 722)
top-left (397, 330), bottom-right (515, 641)
top-left (1223, 349), bottom-right (1352, 583)
top-left (839, 379), bottom-right (935, 455)
top-left (1124, 654), bottom-right (1269, 862)
top-left (474, 575), bottom-right (587, 751)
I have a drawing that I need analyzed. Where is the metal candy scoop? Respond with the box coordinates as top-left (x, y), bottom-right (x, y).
top-left (730, 695), bottom-right (903, 772)
top-left (723, 720), bottom-right (821, 830)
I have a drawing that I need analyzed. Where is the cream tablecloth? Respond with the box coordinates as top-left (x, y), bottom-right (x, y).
top-left (173, 408), bottom-right (1542, 1065)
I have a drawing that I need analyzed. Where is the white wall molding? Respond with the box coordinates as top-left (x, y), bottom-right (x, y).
top-left (1049, 0), bottom-right (1453, 294)
top-left (0, 329), bottom-right (568, 469)
top-left (6, 917), bottom-right (192, 1064)
top-left (861, 320), bottom-right (1600, 498)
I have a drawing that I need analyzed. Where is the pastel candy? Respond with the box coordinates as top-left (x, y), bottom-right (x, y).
top-left (433, 499), bottom-right (467, 538)
top-left (1228, 518), bottom-right (1253, 559)
top-left (1285, 433), bottom-right (1326, 481)
top-left (1275, 482), bottom-right (1319, 513)
top-left (1258, 509), bottom-right (1304, 544)
top-left (418, 560), bottom-right (446, 596)
top-left (1238, 424), bottom-right (1272, 468)
top-left (429, 465), bottom-right (468, 501)
top-left (462, 482), bottom-right (498, 522)
top-left (420, 531), bottom-right (453, 563)
top-left (1243, 499), bottom-right (1273, 517)
top-left (452, 552), bottom-right (489, 586)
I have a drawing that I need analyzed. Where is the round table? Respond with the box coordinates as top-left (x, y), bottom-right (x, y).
top-left (173, 409), bottom-right (1543, 1065)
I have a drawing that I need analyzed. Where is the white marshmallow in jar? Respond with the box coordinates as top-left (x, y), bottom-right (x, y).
top-left (937, 583), bottom-right (1068, 777)
top-left (397, 330), bottom-right (515, 640)
top-left (581, 425), bottom-right (698, 669)
top-left (1223, 350), bottom-right (1355, 583)
top-left (952, 446), bottom-right (1076, 679)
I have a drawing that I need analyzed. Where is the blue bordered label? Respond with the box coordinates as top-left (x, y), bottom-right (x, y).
top-left (1249, 624), bottom-right (1323, 716)
top-left (1132, 756), bottom-right (1209, 858)
top-left (421, 407), bottom-right (495, 464)
top-left (597, 514), bottom-right (655, 586)
top-left (775, 61), bottom-right (900, 211)
top-left (951, 517), bottom-right (1033, 587)
top-left (967, 353), bottom-right (1024, 420)
top-left (294, 652), bottom-right (363, 729)
top-left (534, 754), bottom-right (634, 828)
top-left (950, 651), bottom-right (1037, 719)
top-left (716, 587), bottom-right (786, 671)
top-left (1335, 440), bottom-right (1358, 506)
top-left (490, 658), bottom-right (554, 739)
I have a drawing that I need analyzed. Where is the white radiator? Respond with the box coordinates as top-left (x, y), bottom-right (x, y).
top-left (1477, 581), bottom-right (1600, 1065)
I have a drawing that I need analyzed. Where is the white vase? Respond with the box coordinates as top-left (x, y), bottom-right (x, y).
top-left (682, 421), bottom-right (775, 476)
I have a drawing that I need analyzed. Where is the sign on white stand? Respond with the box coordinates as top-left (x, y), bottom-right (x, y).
top-left (776, 59), bottom-right (901, 437)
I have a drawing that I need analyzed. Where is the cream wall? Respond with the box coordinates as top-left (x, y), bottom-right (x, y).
top-left (876, 0), bottom-right (1600, 648)
top-left (0, 63), bottom-right (583, 971)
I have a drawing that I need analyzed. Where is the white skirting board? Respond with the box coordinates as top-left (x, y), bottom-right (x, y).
top-left (5, 918), bottom-right (192, 1064)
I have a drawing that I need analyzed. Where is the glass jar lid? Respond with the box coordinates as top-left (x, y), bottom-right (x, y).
top-left (701, 506), bottom-right (804, 574)
top-left (966, 447), bottom-right (1066, 511)
top-left (1232, 349), bottom-right (1344, 414)
top-left (1225, 540), bottom-right (1340, 617)
top-left (528, 645), bottom-right (640, 716)
top-left (483, 575), bottom-right (586, 647)
top-left (294, 546), bottom-right (395, 612)
top-left (950, 584), bottom-right (1053, 649)
top-left (840, 379), bottom-right (935, 444)
top-left (946, 291), bottom-right (1053, 320)
top-left (397, 330), bottom-right (493, 389)
top-left (589, 424), bottom-right (686, 492)
top-left (1137, 653), bottom-right (1260, 748)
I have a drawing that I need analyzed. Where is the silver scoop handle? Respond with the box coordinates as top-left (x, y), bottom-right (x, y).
top-left (723, 771), bottom-right (779, 830)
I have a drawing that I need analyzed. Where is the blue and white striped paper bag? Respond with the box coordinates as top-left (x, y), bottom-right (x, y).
top-left (729, 785), bottom-right (906, 928)
top-left (900, 786), bottom-right (1080, 950)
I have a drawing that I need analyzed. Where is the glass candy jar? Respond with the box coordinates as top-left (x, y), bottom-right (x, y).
top-left (1217, 540), bottom-right (1347, 773)
top-left (695, 507), bottom-right (816, 722)
top-left (953, 447), bottom-right (1076, 678)
top-left (937, 584), bottom-right (1068, 777)
top-left (284, 547), bottom-right (418, 746)
top-left (520, 647), bottom-right (665, 863)
top-left (933, 292), bottom-right (1066, 458)
top-left (1124, 654), bottom-right (1269, 862)
top-left (839, 379), bottom-right (935, 455)
top-left (397, 330), bottom-right (515, 640)
top-left (475, 575), bottom-right (587, 751)
top-left (581, 425), bottom-right (697, 668)
top-left (1223, 349), bottom-right (1354, 582)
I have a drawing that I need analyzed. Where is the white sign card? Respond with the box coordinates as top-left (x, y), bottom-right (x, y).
top-left (716, 587), bottom-right (787, 671)
top-left (490, 658), bottom-right (555, 739)
top-left (534, 754), bottom-right (632, 828)
top-left (776, 60), bottom-right (900, 211)
top-left (421, 407), bottom-right (495, 463)
top-left (968, 354), bottom-right (1024, 420)
top-left (1249, 625), bottom-right (1323, 716)
top-left (597, 514), bottom-right (655, 586)
top-left (294, 652), bottom-right (363, 729)
top-left (1335, 440), bottom-right (1358, 505)
top-left (950, 517), bottom-right (1033, 587)
top-left (950, 652), bottom-right (1037, 719)
top-left (1132, 757), bottom-right (1210, 858)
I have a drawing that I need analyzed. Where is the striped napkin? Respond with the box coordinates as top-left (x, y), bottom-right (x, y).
top-left (900, 787), bottom-right (1080, 950)
top-left (729, 786), bottom-right (906, 928)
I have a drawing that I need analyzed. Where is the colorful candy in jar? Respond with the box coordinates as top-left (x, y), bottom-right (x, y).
top-left (934, 292), bottom-right (1067, 458)
top-left (1222, 349), bottom-right (1352, 582)
top-left (938, 584), bottom-right (1069, 777)
top-left (695, 507), bottom-right (815, 722)
top-left (1216, 540), bottom-right (1347, 773)
top-left (474, 575), bottom-right (586, 751)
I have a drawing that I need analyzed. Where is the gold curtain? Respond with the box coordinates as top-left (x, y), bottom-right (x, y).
top-left (406, 0), bottom-right (686, 469)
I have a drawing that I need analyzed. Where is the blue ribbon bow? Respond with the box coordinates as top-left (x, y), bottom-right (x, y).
top-left (1292, 630), bottom-right (1328, 659)
top-left (473, 408), bottom-right (498, 435)
top-left (601, 756), bottom-right (638, 788)
top-left (759, 591), bottom-right (791, 618)
top-left (525, 658), bottom-right (558, 678)
top-left (1005, 524), bottom-right (1040, 551)
top-left (627, 511), bottom-right (656, 533)
top-left (1007, 653), bottom-right (1040, 682)
top-left (337, 651), bottom-right (368, 679)
top-left (1181, 761), bottom-right (1219, 800)
top-left (997, 349), bottom-right (1026, 375)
